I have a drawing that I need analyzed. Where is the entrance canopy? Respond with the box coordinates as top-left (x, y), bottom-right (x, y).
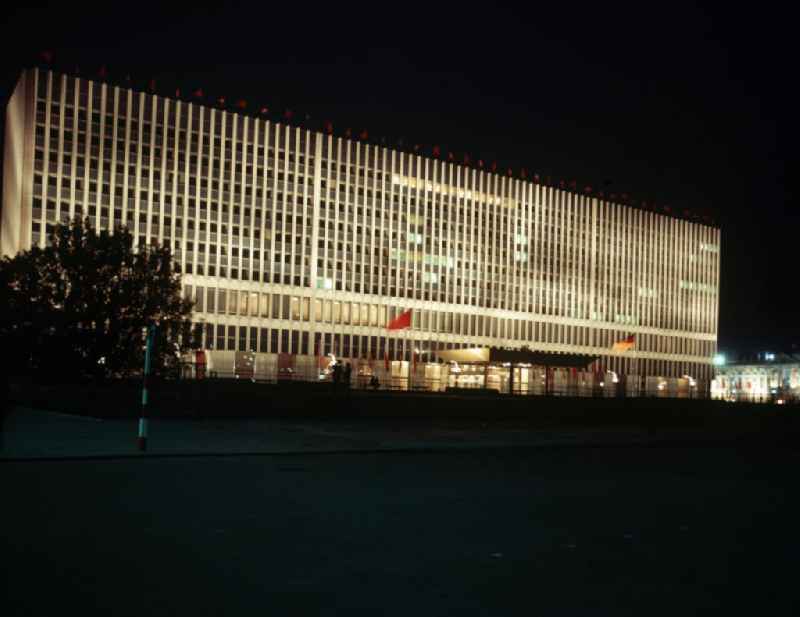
top-left (436, 347), bottom-right (599, 369)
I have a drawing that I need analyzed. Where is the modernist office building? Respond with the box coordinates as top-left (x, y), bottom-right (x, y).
top-left (2, 68), bottom-right (721, 389)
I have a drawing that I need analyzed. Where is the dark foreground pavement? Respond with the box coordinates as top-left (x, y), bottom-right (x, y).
top-left (2, 445), bottom-right (799, 616)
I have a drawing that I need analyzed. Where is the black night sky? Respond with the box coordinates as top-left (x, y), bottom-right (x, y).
top-left (1, 3), bottom-right (795, 354)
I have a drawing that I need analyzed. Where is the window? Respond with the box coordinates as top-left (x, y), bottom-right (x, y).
top-left (229, 291), bottom-right (238, 315)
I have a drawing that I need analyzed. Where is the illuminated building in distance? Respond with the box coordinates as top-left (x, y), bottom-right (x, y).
top-left (3, 68), bottom-right (721, 391)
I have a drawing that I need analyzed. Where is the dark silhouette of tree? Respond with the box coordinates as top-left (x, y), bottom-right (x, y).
top-left (0, 218), bottom-right (196, 381)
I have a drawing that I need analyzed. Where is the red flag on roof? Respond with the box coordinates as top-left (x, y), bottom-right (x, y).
top-left (387, 309), bottom-right (412, 331)
top-left (559, 180), bottom-right (566, 189)
top-left (477, 159), bottom-right (483, 168)
top-left (148, 79), bottom-right (156, 92)
top-left (490, 161), bottom-right (497, 172)
top-left (464, 154), bottom-right (470, 165)
top-left (237, 100), bottom-right (247, 109)
top-left (432, 145), bottom-right (440, 157)
top-left (507, 168), bottom-right (513, 177)
top-left (193, 88), bottom-right (204, 98)
top-left (217, 96), bottom-right (226, 107)
top-left (283, 109), bottom-right (293, 121)
top-left (584, 186), bottom-right (592, 194)
top-left (360, 129), bottom-right (368, 140)
top-left (447, 152), bottom-right (454, 162)
top-left (259, 106), bottom-right (269, 115)
top-left (324, 120), bottom-right (333, 134)
top-left (175, 88), bottom-right (181, 98)
top-left (533, 173), bottom-right (540, 182)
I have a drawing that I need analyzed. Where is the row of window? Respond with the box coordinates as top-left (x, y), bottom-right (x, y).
top-left (184, 285), bottom-right (715, 358)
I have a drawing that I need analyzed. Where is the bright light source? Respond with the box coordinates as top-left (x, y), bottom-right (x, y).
top-left (765, 352), bottom-right (775, 361)
top-left (713, 354), bottom-right (726, 366)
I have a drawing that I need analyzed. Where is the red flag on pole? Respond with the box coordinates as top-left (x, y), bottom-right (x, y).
top-left (324, 120), bottom-right (333, 134)
top-left (387, 309), bottom-right (412, 330)
top-left (447, 152), bottom-right (454, 162)
top-left (359, 129), bottom-right (368, 140)
top-left (237, 99), bottom-right (247, 110)
top-left (432, 145), bottom-right (440, 157)
top-left (283, 109), bottom-right (293, 121)
top-left (490, 161), bottom-right (497, 172)
top-left (217, 96), bottom-right (226, 107)
top-left (193, 88), bottom-right (204, 98)
top-left (259, 106), bottom-right (269, 115)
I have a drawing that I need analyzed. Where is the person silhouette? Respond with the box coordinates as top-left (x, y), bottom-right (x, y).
top-left (332, 361), bottom-right (341, 392)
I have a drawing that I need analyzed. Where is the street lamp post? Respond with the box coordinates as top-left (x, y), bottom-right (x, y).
top-left (138, 324), bottom-right (156, 452)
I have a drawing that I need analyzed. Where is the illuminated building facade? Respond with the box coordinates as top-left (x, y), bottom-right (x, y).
top-left (712, 352), bottom-right (800, 403)
top-left (3, 68), bottom-right (721, 389)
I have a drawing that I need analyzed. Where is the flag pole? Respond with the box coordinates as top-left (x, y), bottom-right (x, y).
top-left (408, 335), bottom-right (412, 391)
